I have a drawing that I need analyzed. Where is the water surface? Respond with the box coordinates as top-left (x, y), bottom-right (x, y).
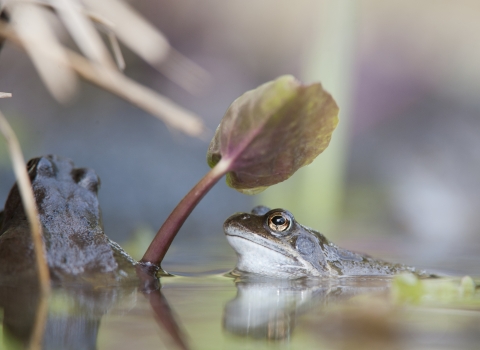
top-left (1, 266), bottom-right (479, 350)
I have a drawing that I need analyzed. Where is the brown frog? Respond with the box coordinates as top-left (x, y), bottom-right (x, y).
top-left (0, 155), bottom-right (137, 285)
top-left (225, 206), bottom-right (432, 279)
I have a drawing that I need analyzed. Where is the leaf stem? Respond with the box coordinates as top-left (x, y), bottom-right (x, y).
top-left (141, 158), bottom-right (231, 266)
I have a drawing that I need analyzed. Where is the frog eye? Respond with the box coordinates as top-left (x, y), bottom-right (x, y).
top-left (267, 211), bottom-right (292, 233)
top-left (26, 158), bottom-right (39, 173)
top-left (25, 158), bottom-right (40, 181)
top-left (72, 168), bottom-right (101, 193)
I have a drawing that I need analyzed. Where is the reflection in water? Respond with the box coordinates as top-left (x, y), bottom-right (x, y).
top-left (0, 270), bottom-right (188, 350)
top-left (2, 273), bottom-right (479, 349)
top-left (145, 285), bottom-right (189, 350)
top-left (0, 284), bottom-right (121, 349)
top-left (223, 275), bottom-right (391, 341)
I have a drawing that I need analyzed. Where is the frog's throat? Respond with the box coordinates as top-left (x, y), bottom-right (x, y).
top-left (225, 232), bottom-right (325, 278)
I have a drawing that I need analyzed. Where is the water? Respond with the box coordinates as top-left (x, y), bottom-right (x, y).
top-left (1, 267), bottom-right (479, 350)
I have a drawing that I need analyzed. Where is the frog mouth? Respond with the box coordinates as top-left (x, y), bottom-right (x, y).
top-left (225, 228), bottom-right (319, 278)
top-left (226, 233), bottom-right (297, 258)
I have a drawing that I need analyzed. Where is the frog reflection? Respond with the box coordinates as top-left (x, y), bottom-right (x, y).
top-left (224, 206), bottom-right (430, 279)
top-left (223, 276), bottom-right (391, 340)
top-left (0, 278), bottom-right (189, 350)
top-left (0, 155), bottom-right (137, 285)
top-left (0, 285), bottom-right (128, 349)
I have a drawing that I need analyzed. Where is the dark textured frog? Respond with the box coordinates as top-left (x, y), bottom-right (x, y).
top-left (224, 206), bottom-right (430, 279)
top-left (0, 155), bottom-right (137, 285)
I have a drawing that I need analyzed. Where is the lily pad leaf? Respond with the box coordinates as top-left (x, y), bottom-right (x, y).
top-left (207, 75), bottom-right (339, 194)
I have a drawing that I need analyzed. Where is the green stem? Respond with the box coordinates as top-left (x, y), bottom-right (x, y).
top-left (141, 159), bottom-right (231, 266)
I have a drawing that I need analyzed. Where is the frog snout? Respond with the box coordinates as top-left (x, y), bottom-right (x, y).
top-left (223, 213), bottom-right (250, 234)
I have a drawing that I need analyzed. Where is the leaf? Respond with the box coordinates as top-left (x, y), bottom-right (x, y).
top-left (392, 274), bottom-right (480, 305)
top-left (144, 75), bottom-right (338, 265)
top-left (391, 273), bottom-right (425, 304)
top-left (207, 75), bottom-right (339, 194)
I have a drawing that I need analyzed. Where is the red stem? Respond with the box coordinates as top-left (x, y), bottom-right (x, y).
top-left (141, 159), bottom-right (230, 266)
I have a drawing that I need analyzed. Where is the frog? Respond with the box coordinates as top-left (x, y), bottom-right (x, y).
top-left (0, 155), bottom-right (138, 285)
top-left (224, 206), bottom-right (431, 279)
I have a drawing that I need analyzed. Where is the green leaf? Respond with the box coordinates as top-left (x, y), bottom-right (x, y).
top-left (392, 274), bottom-right (479, 305)
top-left (392, 273), bottom-right (424, 304)
top-left (207, 75), bottom-right (339, 194)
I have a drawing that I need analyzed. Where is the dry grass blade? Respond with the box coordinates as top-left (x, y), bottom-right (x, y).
top-left (14, 0), bottom-right (125, 70)
top-left (84, 0), bottom-right (169, 64)
top-left (67, 55), bottom-right (205, 136)
top-left (0, 110), bottom-right (51, 294)
top-left (10, 4), bottom-right (77, 103)
top-left (0, 22), bottom-right (205, 136)
top-left (84, 0), bottom-right (210, 94)
top-left (107, 30), bottom-right (125, 71)
top-left (28, 295), bottom-right (49, 350)
top-left (14, 0), bottom-right (116, 28)
top-left (47, 0), bottom-right (115, 68)
top-left (0, 92), bottom-right (12, 98)
top-left (159, 49), bottom-right (211, 95)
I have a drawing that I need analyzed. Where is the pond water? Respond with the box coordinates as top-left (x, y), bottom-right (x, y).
top-left (1, 260), bottom-right (479, 350)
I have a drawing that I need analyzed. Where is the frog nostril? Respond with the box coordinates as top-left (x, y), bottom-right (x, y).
top-left (72, 168), bottom-right (101, 193)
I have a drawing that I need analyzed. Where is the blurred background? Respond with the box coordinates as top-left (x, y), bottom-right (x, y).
top-left (1, 0), bottom-right (480, 274)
